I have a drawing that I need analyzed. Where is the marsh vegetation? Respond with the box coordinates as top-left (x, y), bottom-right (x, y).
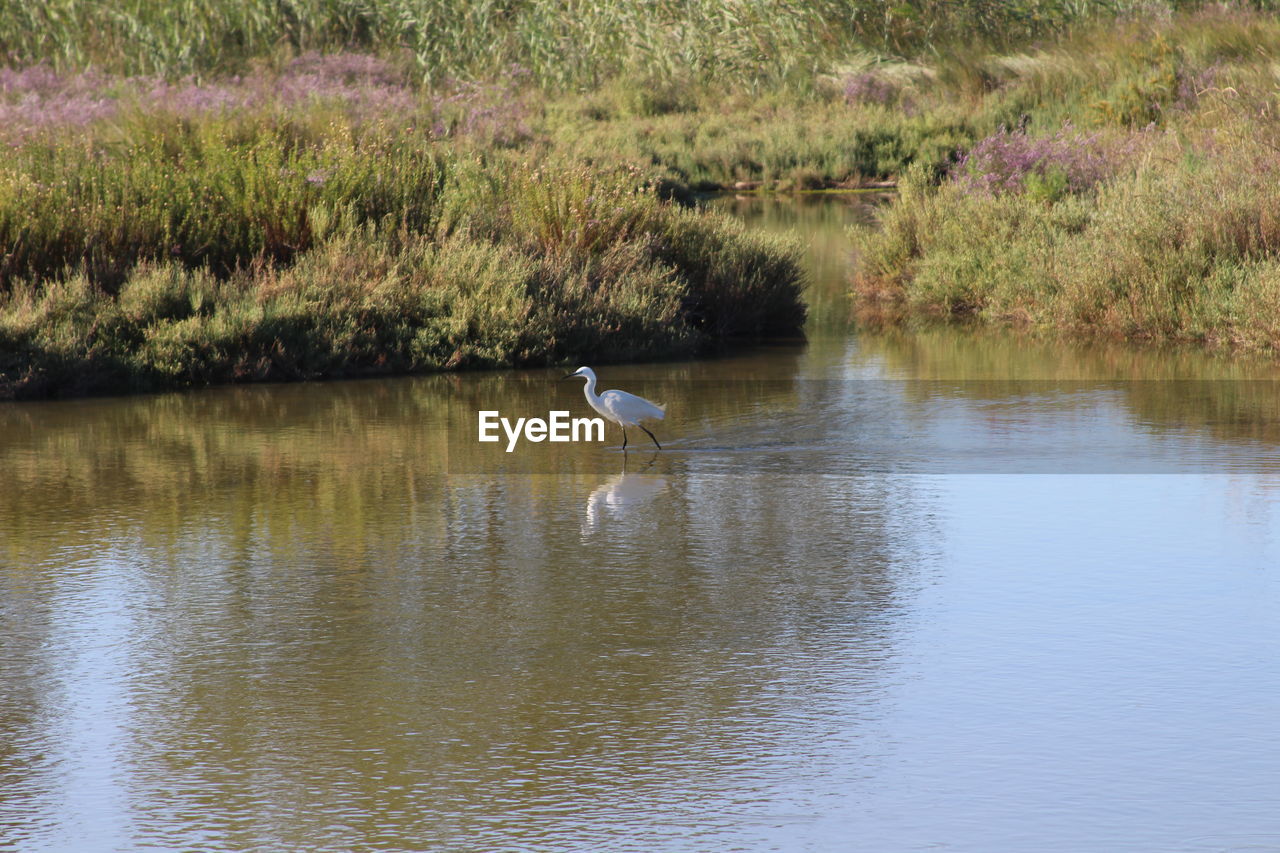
top-left (0, 59), bottom-right (805, 398)
top-left (851, 7), bottom-right (1280, 354)
top-left (4, 1), bottom-right (1280, 397)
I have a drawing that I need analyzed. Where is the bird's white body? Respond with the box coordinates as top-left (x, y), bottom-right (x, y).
top-left (564, 366), bottom-right (665, 450)
top-left (571, 367), bottom-right (665, 426)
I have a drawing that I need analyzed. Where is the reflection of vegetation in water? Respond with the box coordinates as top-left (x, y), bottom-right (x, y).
top-left (0, 380), bottom-right (448, 566)
top-left (857, 326), bottom-right (1280, 448)
top-left (0, 343), bottom-right (850, 561)
top-left (0, 366), bottom-right (919, 848)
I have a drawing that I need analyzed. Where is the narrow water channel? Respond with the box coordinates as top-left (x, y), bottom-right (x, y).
top-left (2, 195), bottom-right (1279, 851)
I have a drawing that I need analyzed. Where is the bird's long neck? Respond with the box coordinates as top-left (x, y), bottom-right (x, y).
top-left (581, 374), bottom-right (599, 406)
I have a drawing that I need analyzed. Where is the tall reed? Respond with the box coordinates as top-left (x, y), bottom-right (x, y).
top-left (0, 0), bottom-right (1142, 86)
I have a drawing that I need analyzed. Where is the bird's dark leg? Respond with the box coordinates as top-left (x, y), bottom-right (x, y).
top-left (639, 424), bottom-right (661, 451)
top-left (621, 426), bottom-right (628, 451)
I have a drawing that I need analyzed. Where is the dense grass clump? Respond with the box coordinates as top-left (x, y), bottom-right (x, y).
top-left (0, 120), bottom-right (449, 290)
top-left (0, 181), bottom-right (804, 398)
top-left (851, 7), bottom-right (1280, 355)
top-left (0, 115), bottom-right (805, 399)
top-left (856, 139), bottom-right (1280, 350)
top-left (0, 47), bottom-right (816, 399)
top-left (544, 90), bottom-right (976, 188)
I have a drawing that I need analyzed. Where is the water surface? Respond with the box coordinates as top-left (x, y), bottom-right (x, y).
top-left (2, 195), bottom-right (1279, 851)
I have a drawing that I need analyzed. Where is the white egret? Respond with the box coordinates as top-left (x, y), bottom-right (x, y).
top-left (562, 366), bottom-right (665, 450)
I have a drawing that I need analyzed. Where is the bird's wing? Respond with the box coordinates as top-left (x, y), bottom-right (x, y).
top-left (600, 389), bottom-right (666, 424)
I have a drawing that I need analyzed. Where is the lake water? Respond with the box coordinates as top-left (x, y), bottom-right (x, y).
top-left (3, 194), bottom-right (1279, 851)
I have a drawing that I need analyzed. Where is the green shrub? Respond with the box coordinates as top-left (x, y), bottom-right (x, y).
top-left (0, 155), bottom-right (806, 398)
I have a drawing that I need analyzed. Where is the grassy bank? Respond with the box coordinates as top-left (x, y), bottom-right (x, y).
top-left (0, 111), bottom-right (805, 398)
top-left (852, 7), bottom-right (1280, 356)
top-left (0, 56), bottom-right (810, 399)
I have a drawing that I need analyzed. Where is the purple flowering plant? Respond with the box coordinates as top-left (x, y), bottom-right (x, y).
top-left (954, 124), bottom-right (1146, 199)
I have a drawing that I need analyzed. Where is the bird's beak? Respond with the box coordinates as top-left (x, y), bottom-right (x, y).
top-left (560, 372), bottom-right (576, 380)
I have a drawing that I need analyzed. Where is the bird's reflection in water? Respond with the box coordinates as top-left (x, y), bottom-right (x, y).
top-left (583, 454), bottom-right (668, 534)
